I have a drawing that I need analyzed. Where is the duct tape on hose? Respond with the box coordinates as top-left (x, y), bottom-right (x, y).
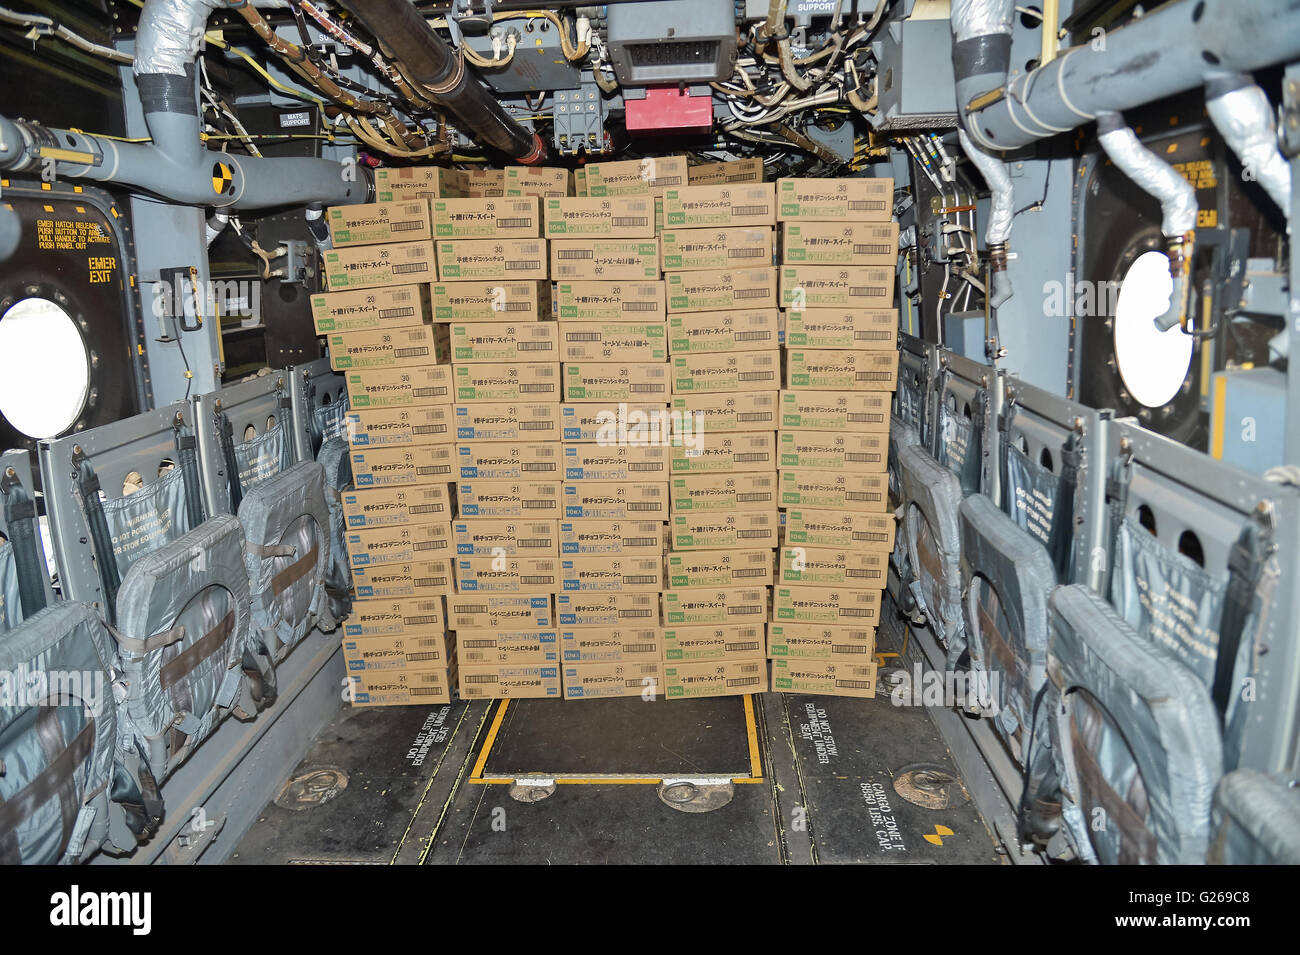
top-left (0, 540), bottom-right (20, 632)
top-left (136, 68), bottom-right (199, 116)
top-left (957, 127), bottom-right (1013, 246)
top-left (101, 465), bottom-right (194, 582)
top-left (133, 0), bottom-right (220, 77)
top-left (950, 0), bottom-right (1015, 42)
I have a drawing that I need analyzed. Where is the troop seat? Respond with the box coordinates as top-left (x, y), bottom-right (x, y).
top-left (897, 442), bottom-right (965, 662)
top-left (0, 449), bottom-right (53, 633)
top-left (1207, 769), bottom-right (1300, 864)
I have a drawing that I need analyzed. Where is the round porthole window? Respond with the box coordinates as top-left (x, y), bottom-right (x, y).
top-left (1112, 250), bottom-right (1193, 408)
top-left (0, 296), bottom-right (91, 439)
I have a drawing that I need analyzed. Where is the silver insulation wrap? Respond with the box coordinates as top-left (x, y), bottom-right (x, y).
top-left (1207, 83), bottom-right (1292, 218)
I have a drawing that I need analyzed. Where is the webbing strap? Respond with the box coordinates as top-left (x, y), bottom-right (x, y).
top-left (0, 468), bottom-right (47, 618)
top-left (271, 542), bottom-right (319, 596)
top-left (1212, 511), bottom-right (1274, 723)
top-left (1068, 705), bottom-right (1157, 865)
top-left (279, 391), bottom-right (295, 472)
top-left (159, 610), bottom-right (236, 691)
top-left (71, 450), bottom-right (121, 625)
top-left (172, 419), bottom-right (205, 530)
top-left (1046, 430), bottom-right (1082, 582)
top-left (110, 621), bottom-right (186, 656)
top-left (35, 705), bottom-right (79, 860)
top-left (215, 409), bottom-right (244, 513)
top-left (997, 393), bottom-right (1018, 515)
top-left (1103, 449), bottom-right (1133, 595)
top-left (0, 716), bottom-right (95, 862)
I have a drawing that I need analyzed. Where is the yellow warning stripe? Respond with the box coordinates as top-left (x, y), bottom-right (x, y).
top-left (1211, 374), bottom-right (1226, 460)
top-left (37, 146), bottom-right (95, 165)
top-left (743, 694), bottom-right (762, 779)
top-left (468, 698), bottom-right (510, 781)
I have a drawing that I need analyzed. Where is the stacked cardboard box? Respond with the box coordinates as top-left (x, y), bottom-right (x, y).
top-left (768, 177), bottom-right (898, 700)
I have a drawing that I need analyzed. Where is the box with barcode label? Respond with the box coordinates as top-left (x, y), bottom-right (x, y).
top-left (456, 168), bottom-right (507, 197)
top-left (457, 480), bottom-right (561, 518)
top-left (766, 622), bottom-right (876, 660)
top-left (350, 443), bottom-right (454, 487)
top-left (453, 362), bottom-right (559, 402)
top-left (430, 280), bottom-right (549, 322)
top-left (667, 549), bottom-right (773, 589)
top-left (559, 322), bottom-right (667, 362)
top-left (346, 406), bottom-right (454, 449)
top-left (779, 265), bottom-right (895, 309)
top-left (458, 664), bottom-right (560, 700)
top-left (544, 196), bottom-right (656, 238)
top-left (663, 623), bottom-right (766, 662)
top-left (776, 177), bottom-right (893, 221)
top-left (564, 362), bottom-right (670, 402)
top-left (345, 520), bottom-right (452, 568)
top-left (352, 558), bottom-right (455, 600)
top-left (342, 631), bottom-right (451, 670)
top-left (670, 471), bottom-right (778, 513)
top-left (347, 365), bottom-right (453, 410)
top-left (666, 268), bottom-right (778, 313)
top-left (343, 596), bottom-right (446, 637)
top-left (373, 166), bottom-right (463, 202)
top-left (660, 227), bottom-right (774, 271)
top-left (311, 284), bottom-right (429, 335)
top-left (778, 545), bottom-right (888, 589)
top-left (456, 628), bottom-right (560, 665)
top-left (670, 431), bottom-right (775, 475)
top-left (559, 402), bottom-right (670, 442)
top-left (561, 444), bottom-right (670, 481)
top-left (328, 325), bottom-right (446, 371)
top-left (559, 628), bottom-right (664, 663)
top-left (573, 168), bottom-right (587, 196)
top-left (559, 519), bottom-right (663, 556)
top-left (584, 156), bottom-right (687, 197)
top-left (455, 441), bottom-right (561, 480)
top-left (436, 238), bottom-right (547, 281)
top-left (561, 481), bottom-right (667, 519)
top-left (328, 200), bottom-right (432, 247)
top-left (771, 657), bottom-right (877, 698)
top-left (777, 430), bottom-right (887, 472)
top-left (451, 518), bottom-right (558, 557)
top-left (662, 183), bottom-right (777, 228)
top-left (773, 584), bottom-right (881, 626)
top-left (669, 392), bottom-right (778, 434)
top-left (559, 555), bottom-right (663, 593)
top-left (555, 591), bottom-right (659, 628)
top-left (668, 308), bottom-right (778, 354)
top-left (664, 659), bottom-right (766, 699)
top-left (555, 280), bottom-right (665, 320)
top-left (783, 308), bottom-right (897, 350)
top-left (343, 484), bottom-right (452, 529)
top-left (454, 555), bottom-right (559, 593)
top-left (784, 508), bottom-right (896, 552)
top-left (504, 165), bottom-right (569, 198)
top-left (453, 402), bottom-right (561, 441)
top-left (562, 661), bottom-right (664, 700)
top-left (786, 349), bottom-right (898, 392)
top-left (324, 240), bottom-right (436, 291)
top-left (432, 196), bottom-right (541, 239)
top-left (779, 469), bottom-right (888, 512)
top-left (687, 158), bottom-right (764, 186)
top-left (781, 221), bottom-right (899, 265)
top-left (670, 510), bottom-right (779, 550)
top-left (348, 665), bottom-right (454, 707)
top-left (550, 239), bottom-right (660, 281)
top-left (671, 351), bottom-right (779, 395)
top-left (447, 592), bottom-right (551, 630)
top-left (450, 322), bottom-right (558, 363)
top-left (778, 390), bottom-right (890, 432)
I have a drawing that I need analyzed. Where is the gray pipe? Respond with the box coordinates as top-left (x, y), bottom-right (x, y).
top-left (961, 0), bottom-right (1300, 152)
top-left (1206, 73), bottom-right (1291, 220)
top-left (957, 127), bottom-right (1014, 308)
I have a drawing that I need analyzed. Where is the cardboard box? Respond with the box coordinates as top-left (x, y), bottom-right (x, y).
top-left (781, 221), bottom-right (899, 265)
top-left (786, 349), bottom-right (899, 392)
top-left (766, 621), bottom-right (876, 660)
top-left (504, 165), bottom-right (569, 197)
top-left (429, 280), bottom-right (549, 322)
top-left (783, 508), bottom-right (896, 551)
top-left (449, 322), bottom-right (559, 363)
top-left (352, 558), bottom-right (456, 601)
top-left (350, 442), bottom-right (455, 487)
top-left (666, 549), bottom-right (773, 589)
top-left (447, 592), bottom-right (552, 630)
top-left (456, 168), bottom-right (507, 197)
top-left (453, 362), bottom-right (560, 401)
top-left (310, 284), bottom-right (428, 335)
top-left (454, 555), bottom-right (559, 593)
top-left (544, 196), bottom-right (656, 238)
top-left (559, 627), bottom-right (664, 663)
top-left (663, 623), bottom-right (766, 661)
top-left (670, 471), bottom-right (778, 513)
top-left (573, 167), bottom-right (587, 197)
top-left (328, 200), bottom-right (431, 247)
top-left (372, 166), bottom-right (462, 202)
top-left (584, 156), bottom-right (688, 197)
top-left (687, 158), bottom-right (764, 185)
top-left (345, 521), bottom-right (452, 568)
top-left (559, 322), bottom-right (667, 362)
top-left (457, 629), bottom-right (560, 666)
top-left (776, 177), bottom-right (893, 221)
top-left (453, 402), bottom-right (561, 441)
top-left (555, 280), bottom-right (665, 320)
top-left (343, 596), bottom-right (445, 637)
top-left (455, 441), bottom-right (561, 480)
top-left (458, 663), bottom-right (560, 700)
top-left (783, 308), bottom-right (896, 350)
top-left (550, 238), bottom-right (660, 281)
top-left (670, 510), bottom-right (779, 550)
top-left (671, 351), bottom-right (780, 394)
top-left (660, 227), bottom-right (774, 271)
top-left (328, 325), bottom-right (444, 371)
top-left (670, 430), bottom-right (775, 475)
top-left (772, 584), bottom-right (881, 626)
top-left (779, 265), bottom-right (895, 309)
top-left (779, 468), bottom-right (889, 512)
top-left (778, 545), bottom-right (888, 589)
top-left (563, 362), bottom-right (670, 402)
top-left (561, 481), bottom-right (668, 519)
top-left (457, 480), bottom-right (561, 518)
top-left (662, 586), bottom-right (768, 626)
top-left (347, 365), bottom-right (454, 409)
top-left (666, 268), bottom-right (778, 312)
top-left (342, 631), bottom-right (451, 670)
top-left (324, 240), bottom-right (436, 291)
top-left (436, 238), bottom-right (547, 281)
top-left (662, 183), bottom-right (777, 228)
top-left (667, 308), bottom-right (778, 354)
top-left (559, 519), bottom-right (664, 556)
top-left (561, 443), bottom-right (670, 481)
top-left (669, 391), bottom-right (778, 434)
top-left (346, 406), bottom-right (455, 449)
top-left (451, 518), bottom-right (559, 557)
top-left (432, 196), bottom-right (541, 239)
top-left (777, 430), bottom-right (887, 472)
top-left (555, 592), bottom-right (658, 628)
top-left (562, 661), bottom-right (664, 700)
top-left (343, 484), bottom-right (452, 529)
top-left (559, 555), bottom-right (663, 593)
top-left (560, 402), bottom-right (670, 442)
top-left (778, 389), bottom-right (890, 432)
top-left (770, 657), bottom-right (878, 698)
top-left (347, 665), bottom-right (454, 707)
top-left (664, 659), bottom-right (766, 699)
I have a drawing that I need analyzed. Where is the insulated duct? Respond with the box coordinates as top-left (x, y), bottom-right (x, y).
top-left (1206, 73), bottom-right (1291, 221)
top-left (334, 0), bottom-right (545, 162)
top-left (1096, 111), bottom-right (1197, 332)
top-left (957, 127), bottom-right (1014, 308)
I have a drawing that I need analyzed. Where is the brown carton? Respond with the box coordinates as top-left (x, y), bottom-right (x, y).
top-left (457, 479), bottom-right (562, 518)
top-left (453, 362), bottom-right (560, 402)
top-left (559, 627), bottom-right (664, 662)
top-left (779, 265), bottom-right (895, 309)
top-left (342, 631), bottom-right (451, 670)
top-left (766, 621), bottom-right (876, 660)
top-left (770, 657), bottom-right (877, 698)
top-left (347, 665), bottom-right (454, 707)
top-left (346, 365), bottom-right (454, 410)
top-left (450, 518), bottom-right (559, 557)
top-left (778, 389), bottom-right (890, 432)
top-left (328, 200), bottom-right (431, 247)
top-left (660, 227), bottom-right (774, 271)
top-left (558, 519), bottom-right (664, 556)
top-left (664, 659), bottom-right (766, 699)
top-left (560, 402), bottom-right (670, 442)
top-left (559, 322), bottom-right (668, 362)
top-left (558, 555), bottom-right (663, 593)
top-left (372, 166), bottom-right (463, 203)
top-left (584, 155), bottom-right (688, 197)
top-left (669, 391), bottom-right (779, 434)
top-left (663, 623), bottom-right (766, 662)
top-left (776, 177), bottom-right (893, 221)
top-left (447, 592), bottom-right (552, 630)
top-left (429, 280), bottom-right (549, 322)
top-left (662, 586), bottom-right (768, 626)
top-left (350, 443), bottom-right (454, 487)
top-left (573, 167), bottom-right (587, 197)
top-left (345, 520), bottom-right (452, 568)
top-left (786, 349), bottom-right (899, 392)
top-left (671, 350), bottom-right (780, 394)
top-left (454, 555), bottom-right (559, 593)
top-left (779, 468), bottom-right (889, 512)
top-left (667, 308), bottom-right (779, 354)
top-left (456, 168), bottom-right (507, 197)
top-left (432, 196), bottom-right (541, 239)
top-left (778, 544), bottom-right (888, 589)
top-left (449, 321), bottom-right (559, 363)
top-left (772, 584), bottom-right (881, 626)
top-left (346, 406), bottom-right (455, 449)
top-left (670, 471), bottom-right (778, 513)
top-left (666, 268), bottom-right (778, 312)
top-left (504, 165), bottom-right (570, 197)
top-left (310, 284), bottom-right (429, 335)
top-left (687, 158), bottom-right (764, 185)
top-left (352, 558), bottom-right (456, 601)
top-left (436, 238), bottom-right (547, 281)
top-left (555, 280), bottom-right (666, 320)
top-left (561, 443), bottom-right (670, 481)
top-left (562, 661), bottom-right (665, 700)
top-left (458, 663), bottom-right (561, 700)
top-left (555, 592), bottom-right (658, 628)
top-left (783, 308), bottom-right (896, 350)
top-left (662, 183), bottom-right (777, 228)
top-left (324, 240), bottom-right (436, 291)
top-left (666, 549), bottom-right (774, 589)
top-left (670, 510), bottom-right (779, 550)
top-left (561, 481), bottom-right (668, 519)
top-left (328, 325), bottom-right (444, 371)
top-left (550, 238), bottom-right (660, 281)
top-left (777, 430), bottom-right (887, 472)
top-left (784, 508), bottom-right (896, 552)
top-left (343, 596), bottom-right (445, 636)
top-left (457, 628), bottom-right (561, 666)
top-left (342, 484), bottom-right (452, 529)
top-left (455, 441), bottom-right (562, 481)
top-left (781, 221), bottom-right (899, 265)
top-left (452, 402), bottom-right (561, 441)
top-left (669, 430), bottom-right (776, 474)
top-left (563, 362), bottom-right (670, 402)
top-left (544, 196), bottom-right (656, 238)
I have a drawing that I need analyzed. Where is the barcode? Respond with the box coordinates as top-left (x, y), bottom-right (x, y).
top-left (459, 604), bottom-right (488, 613)
top-left (726, 676), bottom-right (762, 687)
top-left (734, 452), bottom-right (768, 462)
top-left (505, 260), bottom-right (541, 271)
top-left (519, 384), bottom-right (554, 393)
top-left (519, 341), bottom-right (552, 352)
top-left (501, 302), bottom-right (529, 311)
top-left (729, 248), bottom-right (764, 258)
top-left (729, 605), bottom-right (761, 615)
top-left (410, 687), bottom-right (443, 697)
top-left (625, 643), bottom-right (657, 654)
top-left (853, 243), bottom-right (892, 255)
top-left (522, 463), bottom-right (557, 472)
top-left (733, 205), bottom-right (769, 216)
top-left (378, 306), bottom-right (416, 319)
top-left (850, 286), bottom-right (888, 297)
top-left (392, 262), bottom-right (428, 274)
top-left (847, 569), bottom-right (883, 579)
top-left (845, 491), bottom-right (882, 502)
top-left (412, 425), bottom-right (447, 437)
top-left (521, 575), bottom-right (554, 585)
top-left (390, 219), bottom-right (423, 232)
top-left (413, 387), bottom-right (449, 398)
top-left (415, 465), bottom-right (449, 476)
top-left (833, 644), bottom-right (870, 654)
top-left (652, 175), bottom-right (683, 186)
top-left (852, 531), bottom-right (887, 542)
top-left (840, 608), bottom-right (872, 617)
top-left (623, 575), bottom-right (658, 584)
top-left (641, 487), bottom-right (661, 496)
top-left (394, 347), bottom-right (429, 358)
top-left (408, 651), bottom-right (441, 662)
top-left (854, 331), bottom-right (892, 340)
top-left (519, 538), bottom-right (551, 548)
top-left (733, 288), bottom-right (767, 300)
top-left (619, 609), bottom-right (654, 618)
top-left (520, 421), bottom-right (553, 430)
top-left (624, 301), bottom-right (657, 311)
top-left (731, 568), bottom-right (765, 578)
top-left (736, 529), bottom-right (769, 539)
top-left (856, 372), bottom-right (891, 382)
top-left (465, 674), bottom-right (497, 684)
top-left (390, 289), bottom-right (413, 302)
top-left (845, 452), bottom-right (881, 463)
top-left (566, 332), bottom-right (603, 341)
top-left (523, 499), bottom-right (553, 509)
top-left (847, 413), bottom-right (885, 423)
top-left (738, 371), bottom-right (775, 381)
top-left (836, 679), bottom-right (873, 689)
top-left (726, 641), bottom-right (762, 652)
top-left (736, 492), bottom-right (771, 502)
top-left (402, 614), bottom-right (441, 625)
top-left (497, 217), bottom-right (531, 228)
top-left (737, 412), bottom-right (772, 422)
top-left (410, 503), bottom-right (442, 514)
top-left (612, 216), bottom-right (649, 227)
top-left (414, 576), bottom-right (446, 587)
top-left (629, 384), bottom-right (666, 394)
top-left (463, 639), bottom-right (495, 648)
top-left (735, 331), bottom-right (771, 341)
top-left (622, 536), bottom-right (658, 548)
top-left (627, 502), bottom-right (660, 512)
top-left (413, 540), bottom-right (444, 551)
top-left (847, 200), bottom-right (887, 211)
top-left (558, 249), bottom-right (594, 259)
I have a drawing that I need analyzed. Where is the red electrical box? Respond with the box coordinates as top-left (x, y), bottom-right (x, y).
top-left (625, 87), bottom-right (714, 136)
